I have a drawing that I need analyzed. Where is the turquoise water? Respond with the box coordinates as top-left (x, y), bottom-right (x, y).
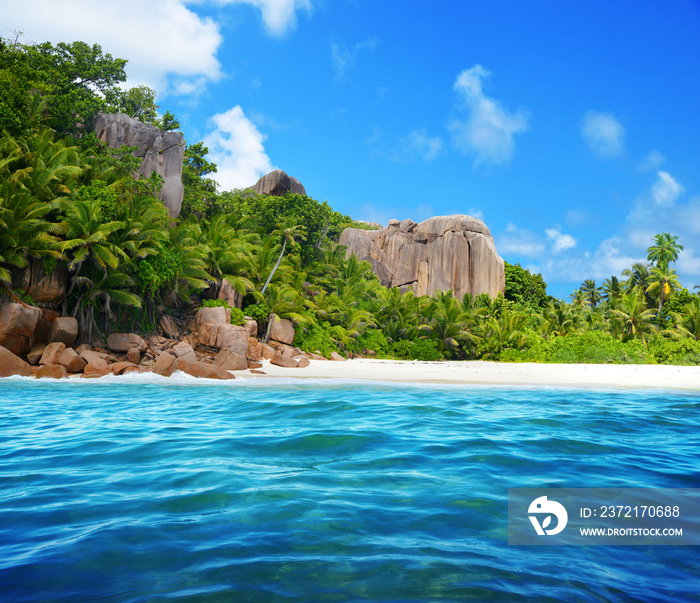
top-left (1, 375), bottom-right (699, 602)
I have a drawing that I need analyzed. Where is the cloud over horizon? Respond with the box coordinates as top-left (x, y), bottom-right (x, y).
top-left (449, 64), bottom-right (529, 167)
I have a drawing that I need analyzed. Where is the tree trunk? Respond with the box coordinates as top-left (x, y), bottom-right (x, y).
top-left (261, 238), bottom-right (287, 295)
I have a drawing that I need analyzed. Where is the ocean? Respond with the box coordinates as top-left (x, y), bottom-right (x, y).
top-left (1, 375), bottom-right (699, 602)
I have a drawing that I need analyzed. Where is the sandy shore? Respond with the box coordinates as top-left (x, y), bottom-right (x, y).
top-left (235, 359), bottom-right (700, 390)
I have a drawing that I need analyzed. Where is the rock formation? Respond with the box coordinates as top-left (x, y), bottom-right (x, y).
top-left (93, 113), bottom-right (185, 218)
top-left (249, 169), bottom-right (306, 196)
top-left (339, 215), bottom-right (505, 300)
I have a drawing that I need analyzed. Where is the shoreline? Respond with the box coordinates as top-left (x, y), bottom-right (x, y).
top-left (234, 359), bottom-right (700, 391)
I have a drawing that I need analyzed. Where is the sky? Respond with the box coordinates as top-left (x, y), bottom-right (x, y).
top-left (2, 0), bottom-right (700, 299)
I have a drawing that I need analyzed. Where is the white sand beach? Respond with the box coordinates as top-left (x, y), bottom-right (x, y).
top-left (237, 359), bottom-right (700, 390)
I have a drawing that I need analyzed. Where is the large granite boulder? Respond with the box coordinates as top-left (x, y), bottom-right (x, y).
top-left (0, 344), bottom-right (32, 377)
top-left (339, 215), bottom-right (505, 300)
top-left (0, 303), bottom-right (41, 356)
top-left (93, 113), bottom-right (185, 218)
top-left (249, 169), bottom-right (306, 197)
top-left (12, 258), bottom-right (67, 307)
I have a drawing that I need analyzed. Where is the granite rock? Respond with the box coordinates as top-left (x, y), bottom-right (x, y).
top-left (339, 214), bottom-right (505, 300)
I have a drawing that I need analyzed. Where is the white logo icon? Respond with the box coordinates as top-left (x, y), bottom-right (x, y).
top-left (528, 495), bottom-right (568, 535)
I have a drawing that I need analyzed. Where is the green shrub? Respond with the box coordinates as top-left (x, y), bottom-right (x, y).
top-left (648, 337), bottom-right (700, 365)
top-left (242, 302), bottom-right (269, 324)
top-left (354, 328), bottom-right (391, 357)
top-left (544, 331), bottom-right (653, 364)
top-left (390, 338), bottom-right (443, 361)
top-left (295, 321), bottom-right (337, 358)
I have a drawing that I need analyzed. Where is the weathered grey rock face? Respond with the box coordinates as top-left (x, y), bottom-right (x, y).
top-left (339, 214), bottom-right (505, 299)
top-left (93, 113), bottom-right (185, 218)
top-left (250, 169), bottom-right (306, 197)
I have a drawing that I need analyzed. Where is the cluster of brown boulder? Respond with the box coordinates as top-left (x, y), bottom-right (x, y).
top-left (0, 301), bottom-right (343, 381)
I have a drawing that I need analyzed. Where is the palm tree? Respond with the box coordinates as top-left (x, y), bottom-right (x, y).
top-left (421, 291), bottom-right (472, 354)
top-left (610, 292), bottom-right (656, 342)
top-left (646, 265), bottom-right (682, 313)
top-left (602, 276), bottom-right (623, 308)
top-left (203, 215), bottom-right (255, 300)
top-left (570, 289), bottom-right (589, 307)
top-left (580, 279), bottom-right (603, 307)
top-left (0, 183), bottom-right (61, 286)
top-left (647, 233), bottom-right (683, 270)
top-left (622, 262), bottom-right (655, 308)
top-left (672, 298), bottom-right (700, 340)
top-left (261, 222), bottom-right (306, 295)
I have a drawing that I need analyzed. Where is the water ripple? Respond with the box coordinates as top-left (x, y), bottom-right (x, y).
top-left (0, 379), bottom-right (698, 601)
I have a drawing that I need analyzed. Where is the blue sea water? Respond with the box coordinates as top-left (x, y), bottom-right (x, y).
top-left (0, 375), bottom-right (699, 602)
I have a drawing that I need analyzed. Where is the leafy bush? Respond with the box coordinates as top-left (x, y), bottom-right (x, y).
top-left (243, 302), bottom-right (270, 325)
top-left (545, 331), bottom-right (652, 364)
top-left (354, 327), bottom-right (391, 357)
top-left (295, 321), bottom-right (338, 358)
top-left (648, 337), bottom-right (700, 365)
top-left (390, 338), bottom-right (443, 361)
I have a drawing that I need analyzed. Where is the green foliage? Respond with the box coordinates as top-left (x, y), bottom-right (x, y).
top-left (504, 330), bottom-right (653, 364)
top-left (0, 37), bottom-right (127, 140)
top-left (355, 327), bottom-right (391, 356)
top-left (238, 192), bottom-right (354, 265)
top-left (137, 246), bottom-right (183, 297)
top-left (648, 337), bottom-right (700, 365)
top-left (504, 262), bottom-right (548, 309)
top-left (294, 321), bottom-right (338, 358)
top-left (390, 338), bottom-right (443, 361)
top-left (243, 302), bottom-right (270, 325)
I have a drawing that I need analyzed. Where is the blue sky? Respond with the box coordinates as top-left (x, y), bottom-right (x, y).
top-left (3, 0), bottom-right (700, 299)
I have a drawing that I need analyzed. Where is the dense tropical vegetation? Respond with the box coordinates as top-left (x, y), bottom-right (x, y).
top-left (1, 37), bottom-right (699, 365)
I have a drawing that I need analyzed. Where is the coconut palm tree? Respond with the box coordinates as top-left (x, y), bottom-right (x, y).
top-left (602, 276), bottom-right (623, 308)
top-left (261, 222), bottom-right (306, 295)
top-left (610, 291), bottom-right (656, 342)
top-left (646, 265), bottom-right (682, 313)
top-left (672, 297), bottom-right (700, 340)
top-left (647, 232), bottom-right (683, 270)
top-left (580, 279), bottom-right (603, 307)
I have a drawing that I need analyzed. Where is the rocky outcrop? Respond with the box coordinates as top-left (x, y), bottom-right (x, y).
top-left (12, 258), bottom-right (67, 307)
top-left (0, 303), bottom-right (41, 356)
top-left (0, 344), bottom-right (32, 377)
top-left (93, 113), bottom-right (185, 218)
top-left (268, 314), bottom-right (295, 345)
top-left (339, 214), bottom-right (505, 300)
top-left (249, 169), bottom-right (306, 197)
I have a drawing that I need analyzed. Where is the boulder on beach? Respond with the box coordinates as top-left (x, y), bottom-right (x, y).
top-left (0, 344), bottom-right (32, 377)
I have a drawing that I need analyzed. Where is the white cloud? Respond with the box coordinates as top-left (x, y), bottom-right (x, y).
top-left (203, 105), bottom-right (274, 191)
top-left (467, 208), bottom-right (485, 221)
top-left (496, 225), bottom-right (545, 259)
top-left (639, 150), bottom-right (665, 172)
top-left (629, 170), bottom-right (685, 221)
top-left (1, 0), bottom-right (223, 96)
top-left (651, 170), bottom-right (684, 207)
top-left (449, 64), bottom-right (529, 167)
top-left (331, 37), bottom-right (379, 81)
top-left (216, 0), bottom-right (312, 35)
top-left (581, 110), bottom-right (624, 158)
top-left (395, 129), bottom-right (443, 162)
top-left (545, 225), bottom-right (577, 253)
